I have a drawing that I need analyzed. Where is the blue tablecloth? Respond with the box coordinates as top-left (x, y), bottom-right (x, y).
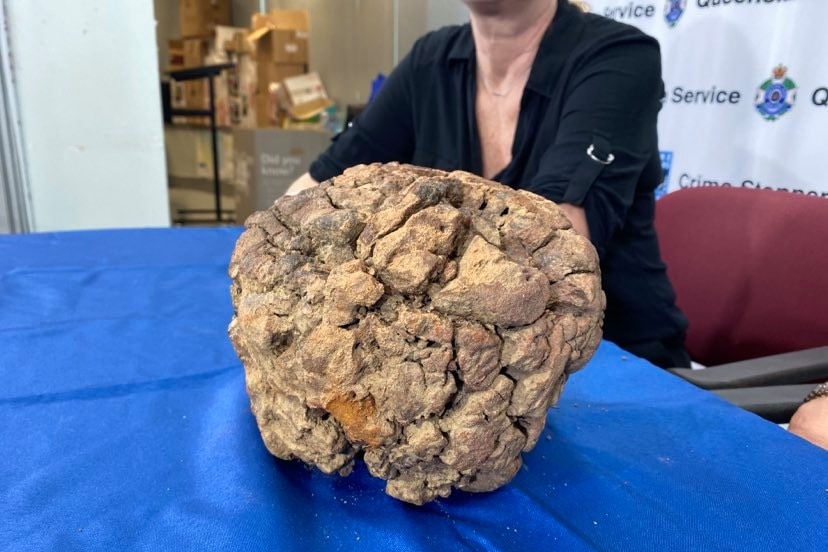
top-left (1, 228), bottom-right (825, 552)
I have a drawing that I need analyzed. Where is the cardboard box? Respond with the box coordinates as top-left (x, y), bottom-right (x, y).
top-left (200, 27), bottom-right (258, 128)
top-left (258, 62), bottom-right (307, 90)
top-left (255, 88), bottom-right (278, 128)
top-left (249, 28), bottom-right (308, 65)
top-left (279, 72), bottom-right (333, 120)
top-left (170, 79), bottom-right (187, 112)
top-left (180, 0), bottom-right (231, 38)
top-left (251, 10), bottom-right (309, 32)
top-left (178, 38), bottom-right (207, 124)
top-left (174, 29), bottom-right (256, 128)
top-left (225, 31), bottom-right (254, 56)
top-left (254, 62), bottom-right (307, 127)
top-left (184, 80), bottom-right (206, 108)
top-left (171, 24), bottom-right (312, 129)
top-left (203, 26), bottom-right (249, 65)
top-left (248, 10), bottom-right (309, 64)
top-left (220, 55), bottom-right (257, 128)
top-left (233, 128), bottom-right (332, 222)
top-left (182, 37), bottom-right (208, 68)
top-left (168, 39), bottom-right (185, 69)
top-left (245, 10), bottom-right (312, 127)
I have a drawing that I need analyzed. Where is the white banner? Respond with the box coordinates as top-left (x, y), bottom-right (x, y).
top-left (584, 0), bottom-right (828, 199)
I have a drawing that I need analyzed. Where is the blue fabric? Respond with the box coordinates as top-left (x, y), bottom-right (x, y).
top-left (1, 228), bottom-right (825, 552)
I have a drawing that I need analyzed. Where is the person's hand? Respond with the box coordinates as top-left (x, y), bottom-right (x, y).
top-left (558, 203), bottom-right (590, 239)
top-left (789, 396), bottom-right (828, 450)
top-left (284, 172), bottom-right (319, 196)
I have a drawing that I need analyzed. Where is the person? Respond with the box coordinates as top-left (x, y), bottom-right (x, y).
top-left (285, 0), bottom-right (691, 369)
top-left (789, 385), bottom-right (828, 450)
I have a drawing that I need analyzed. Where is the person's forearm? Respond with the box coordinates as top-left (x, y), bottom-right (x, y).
top-left (789, 392), bottom-right (828, 450)
top-left (558, 203), bottom-right (590, 240)
top-left (285, 172), bottom-right (319, 196)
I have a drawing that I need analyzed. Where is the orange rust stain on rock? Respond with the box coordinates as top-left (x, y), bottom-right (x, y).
top-left (325, 395), bottom-right (383, 447)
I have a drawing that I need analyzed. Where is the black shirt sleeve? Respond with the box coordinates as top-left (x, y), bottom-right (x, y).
top-left (525, 35), bottom-right (663, 258)
top-left (309, 45), bottom-right (419, 182)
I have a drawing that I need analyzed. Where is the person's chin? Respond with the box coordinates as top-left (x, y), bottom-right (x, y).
top-left (462, 0), bottom-right (541, 16)
top-left (462, 0), bottom-right (511, 15)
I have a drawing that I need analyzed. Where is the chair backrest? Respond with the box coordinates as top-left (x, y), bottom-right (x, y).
top-left (655, 187), bottom-right (828, 366)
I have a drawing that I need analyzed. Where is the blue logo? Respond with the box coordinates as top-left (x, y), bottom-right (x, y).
top-left (656, 151), bottom-right (673, 199)
top-left (664, 0), bottom-right (686, 27)
top-left (755, 65), bottom-right (798, 121)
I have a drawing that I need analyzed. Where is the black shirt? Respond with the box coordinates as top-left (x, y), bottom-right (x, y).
top-left (309, 0), bottom-right (688, 349)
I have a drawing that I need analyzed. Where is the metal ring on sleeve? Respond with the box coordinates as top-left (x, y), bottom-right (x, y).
top-left (587, 144), bottom-right (615, 165)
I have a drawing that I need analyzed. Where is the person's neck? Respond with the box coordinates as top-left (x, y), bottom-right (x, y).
top-left (470, 0), bottom-right (558, 84)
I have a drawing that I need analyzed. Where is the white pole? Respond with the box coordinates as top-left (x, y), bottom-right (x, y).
top-left (0, 0), bottom-right (34, 232)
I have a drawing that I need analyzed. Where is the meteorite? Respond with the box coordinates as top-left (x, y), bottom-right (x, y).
top-left (228, 163), bottom-right (604, 505)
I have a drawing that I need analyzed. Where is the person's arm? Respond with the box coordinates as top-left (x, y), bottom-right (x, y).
top-left (305, 40), bottom-right (421, 185)
top-left (558, 203), bottom-right (590, 239)
top-left (526, 35), bottom-right (663, 257)
top-left (285, 172), bottom-right (319, 196)
top-left (284, 43), bottom-right (420, 197)
top-left (789, 386), bottom-right (828, 450)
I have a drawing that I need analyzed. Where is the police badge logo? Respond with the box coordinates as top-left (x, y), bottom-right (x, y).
top-left (664, 0), bottom-right (686, 27)
top-left (755, 65), bottom-right (798, 121)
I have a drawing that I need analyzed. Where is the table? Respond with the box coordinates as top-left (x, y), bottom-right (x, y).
top-left (1, 228), bottom-right (825, 551)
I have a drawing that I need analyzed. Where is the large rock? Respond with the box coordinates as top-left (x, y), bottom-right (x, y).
top-left (228, 163), bottom-right (604, 505)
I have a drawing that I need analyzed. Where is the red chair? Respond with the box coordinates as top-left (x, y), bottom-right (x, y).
top-left (654, 187), bottom-right (828, 421)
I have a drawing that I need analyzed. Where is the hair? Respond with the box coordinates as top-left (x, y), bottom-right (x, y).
top-left (570, 1), bottom-right (590, 12)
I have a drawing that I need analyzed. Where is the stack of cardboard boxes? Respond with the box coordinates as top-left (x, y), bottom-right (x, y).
top-left (169, 1), bottom-right (330, 129)
top-left (179, 0), bottom-right (231, 37)
top-left (248, 10), bottom-right (308, 127)
top-left (167, 1), bottom-right (334, 224)
top-left (169, 0), bottom-right (231, 125)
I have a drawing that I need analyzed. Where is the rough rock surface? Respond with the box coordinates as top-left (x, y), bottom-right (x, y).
top-left (228, 163), bottom-right (604, 505)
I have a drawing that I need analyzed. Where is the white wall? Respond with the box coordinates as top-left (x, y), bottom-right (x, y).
top-left (7, 0), bottom-right (170, 231)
